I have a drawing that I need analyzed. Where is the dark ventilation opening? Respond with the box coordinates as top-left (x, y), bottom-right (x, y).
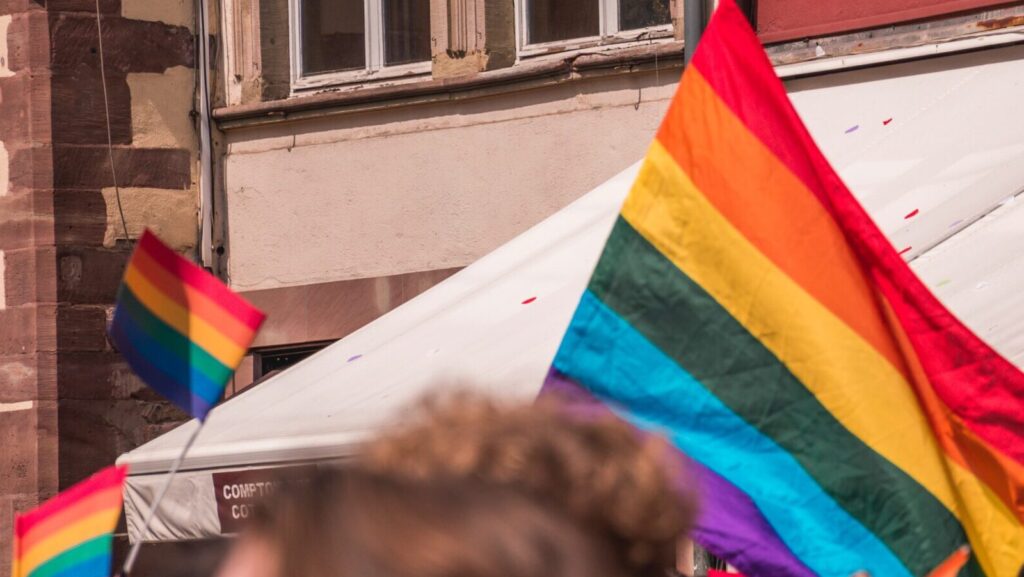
top-left (254, 341), bottom-right (334, 381)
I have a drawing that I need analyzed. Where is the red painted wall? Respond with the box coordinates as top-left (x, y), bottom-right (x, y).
top-left (756, 0), bottom-right (1019, 42)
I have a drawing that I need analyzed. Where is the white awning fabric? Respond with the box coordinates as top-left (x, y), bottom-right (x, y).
top-left (118, 42), bottom-right (1024, 543)
top-left (118, 157), bottom-right (637, 542)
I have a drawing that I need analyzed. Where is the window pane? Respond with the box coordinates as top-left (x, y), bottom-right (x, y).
top-left (619, 0), bottom-right (671, 31)
top-left (301, 0), bottom-right (365, 75)
top-left (384, 0), bottom-right (431, 65)
top-left (527, 0), bottom-right (599, 44)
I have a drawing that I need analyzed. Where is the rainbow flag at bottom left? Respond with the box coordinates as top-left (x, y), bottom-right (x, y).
top-left (11, 465), bottom-right (127, 577)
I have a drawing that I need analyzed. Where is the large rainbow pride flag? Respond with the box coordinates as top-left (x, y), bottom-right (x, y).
top-left (110, 230), bottom-right (265, 420)
top-left (11, 465), bottom-right (127, 577)
top-left (548, 1), bottom-right (1024, 576)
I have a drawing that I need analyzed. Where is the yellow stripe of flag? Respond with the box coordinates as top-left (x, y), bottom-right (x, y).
top-left (19, 509), bottom-right (121, 577)
top-left (123, 264), bottom-right (246, 368)
top-left (621, 141), bottom-right (1024, 577)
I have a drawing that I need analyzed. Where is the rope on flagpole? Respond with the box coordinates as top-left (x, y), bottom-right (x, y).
top-left (94, 0), bottom-right (130, 245)
top-left (119, 420), bottom-right (206, 577)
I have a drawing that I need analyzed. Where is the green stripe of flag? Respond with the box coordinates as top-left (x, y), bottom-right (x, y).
top-left (28, 534), bottom-right (111, 577)
top-left (117, 286), bottom-right (233, 384)
top-left (590, 217), bottom-right (977, 577)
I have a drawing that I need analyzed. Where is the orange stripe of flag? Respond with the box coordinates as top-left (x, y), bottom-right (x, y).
top-left (123, 265), bottom-right (247, 367)
top-left (691, 0), bottom-right (1024, 468)
top-left (17, 487), bottom-right (123, 553)
top-left (18, 509), bottom-right (121, 576)
top-left (657, 67), bottom-right (908, 378)
top-left (15, 466), bottom-right (126, 536)
top-left (136, 231), bottom-right (264, 330)
top-left (129, 247), bottom-right (257, 349)
top-left (661, 56), bottom-right (1024, 523)
top-left (883, 297), bottom-right (1024, 524)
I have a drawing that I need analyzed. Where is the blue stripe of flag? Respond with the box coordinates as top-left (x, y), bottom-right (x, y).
top-left (110, 314), bottom-right (216, 420)
top-left (554, 290), bottom-right (912, 577)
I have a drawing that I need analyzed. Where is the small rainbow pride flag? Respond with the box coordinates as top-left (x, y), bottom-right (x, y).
top-left (11, 465), bottom-right (127, 577)
top-left (548, 1), bottom-right (1024, 576)
top-left (929, 547), bottom-right (973, 577)
top-left (109, 230), bottom-right (265, 420)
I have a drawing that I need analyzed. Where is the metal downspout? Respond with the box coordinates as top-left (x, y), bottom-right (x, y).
top-left (684, 0), bottom-right (707, 65)
top-left (197, 0), bottom-right (215, 268)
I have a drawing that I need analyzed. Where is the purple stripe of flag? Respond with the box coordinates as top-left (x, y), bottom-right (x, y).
top-left (110, 319), bottom-right (215, 419)
top-left (541, 370), bottom-right (816, 577)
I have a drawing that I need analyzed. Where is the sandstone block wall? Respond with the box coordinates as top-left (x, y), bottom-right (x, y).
top-left (0, 0), bottom-right (201, 567)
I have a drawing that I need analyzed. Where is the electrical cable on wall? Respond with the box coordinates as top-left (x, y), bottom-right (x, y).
top-left (196, 0), bottom-right (217, 267)
top-left (95, 0), bottom-right (131, 244)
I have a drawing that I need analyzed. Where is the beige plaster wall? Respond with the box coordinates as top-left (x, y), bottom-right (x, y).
top-left (0, 142), bottom-right (8, 198)
top-left (95, 0), bottom-right (199, 252)
top-left (223, 71), bottom-right (678, 291)
top-left (1, 16), bottom-right (11, 200)
top-left (0, 15), bottom-right (13, 79)
top-left (122, 0), bottom-right (194, 30)
top-left (102, 187), bottom-right (198, 248)
top-left (0, 249), bottom-right (5, 310)
top-left (129, 67), bottom-right (196, 149)
top-left (103, 67), bottom-right (199, 250)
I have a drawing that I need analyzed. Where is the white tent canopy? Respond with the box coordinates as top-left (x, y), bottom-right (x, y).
top-left (118, 157), bottom-right (635, 542)
top-left (118, 42), bottom-right (1024, 543)
top-left (125, 157), bottom-right (634, 475)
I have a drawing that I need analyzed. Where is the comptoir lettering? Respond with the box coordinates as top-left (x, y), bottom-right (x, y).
top-left (222, 481), bottom-right (278, 501)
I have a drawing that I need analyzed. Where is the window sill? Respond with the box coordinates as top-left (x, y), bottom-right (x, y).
top-left (213, 39), bottom-right (687, 128)
top-left (285, 28), bottom-right (673, 96)
top-left (212, 4), bottom-right (1024, 129)
top-left (518, 25), bottom-right (674, 59)
top-left (291, 61), bottom-right (432, 94)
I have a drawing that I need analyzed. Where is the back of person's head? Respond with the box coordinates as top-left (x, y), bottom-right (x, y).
top-left (217, 467), bottom-right (627, 577)
top-left (361, 393), bottom-right (696, 577)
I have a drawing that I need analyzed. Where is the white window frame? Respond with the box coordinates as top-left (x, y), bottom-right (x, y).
top-left (517, 0), bottom-right (673, 58)
top-left (289, 0), bottom-right (431, 92)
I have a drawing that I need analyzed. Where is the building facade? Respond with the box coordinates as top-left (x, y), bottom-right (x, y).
top-left (213, 0), bottom-right (1024, 388)
top-left (1, 0), bottom-right (1024, 572)
top-left (0, 0), bottom-right (198, 570)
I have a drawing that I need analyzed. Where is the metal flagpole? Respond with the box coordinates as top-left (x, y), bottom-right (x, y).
top-left (117, 0), bottom-right (218, 572)
top-left (118, 421), bottom-right (206, 577)
top-left (683, 0), bottom-right (707, 66)
top-left (683, 2), bottom-right (708, 573)
top-left (196, 0), bottom-right (216, 269)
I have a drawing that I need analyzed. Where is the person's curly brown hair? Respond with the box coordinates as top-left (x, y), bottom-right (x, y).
top-left (361, 393), bottom-right (697, 577)
top-left (238, 467), bottom-right (627, 577)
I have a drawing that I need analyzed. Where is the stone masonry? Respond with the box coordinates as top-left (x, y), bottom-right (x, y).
top-left (0, 0), bottom-right (199, 568)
